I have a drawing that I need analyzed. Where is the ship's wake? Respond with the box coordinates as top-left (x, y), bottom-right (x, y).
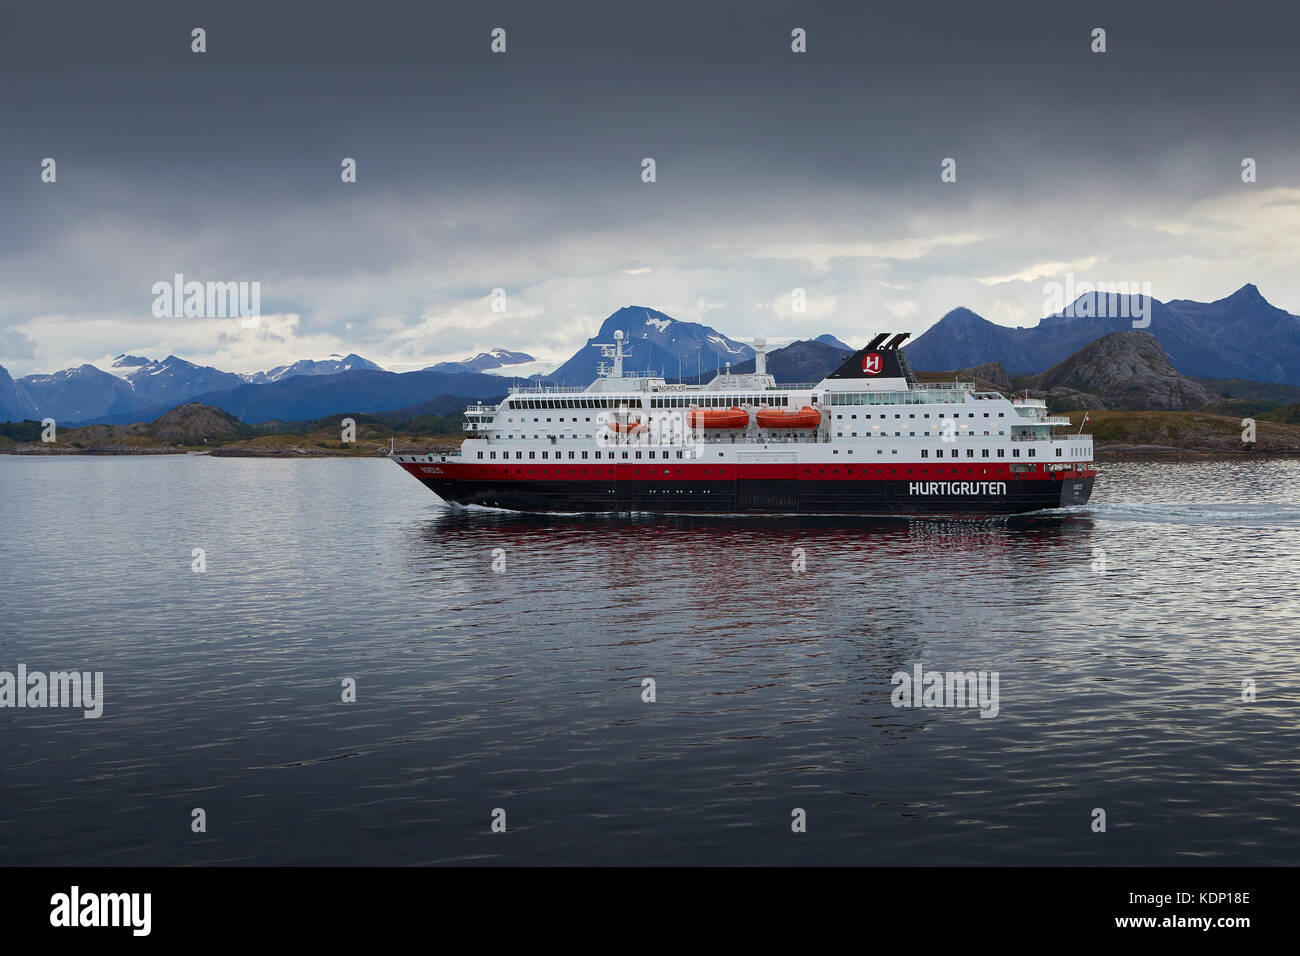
top-left (1073, 501), bottom-right (1300, 527)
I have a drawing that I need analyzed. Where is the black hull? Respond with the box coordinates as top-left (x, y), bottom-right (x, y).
top-left (413, 475), bottom-right (1095, 515)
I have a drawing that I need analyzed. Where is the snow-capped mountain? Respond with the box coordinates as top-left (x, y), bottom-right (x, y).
top-left (242, 353), bottom-right (383, 384)
top-left (105, 354), bottom-right (153, 378)
top-left (1, 352), bottom-right (384, 424)
top-left (546, 306), bottom-right (753, 385)
top-left (119, 355), bottom-right (248, 406)
top-left (13, 364), bottom-right (139, 421)
top-left (425, 348), bottom-right (537, 375)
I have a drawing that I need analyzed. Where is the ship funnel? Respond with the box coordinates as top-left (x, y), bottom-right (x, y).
top-left (753, 335), bottom-right (768, 375)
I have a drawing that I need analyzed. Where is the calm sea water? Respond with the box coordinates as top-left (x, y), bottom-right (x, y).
top-left (2, 455), bottom-right (1298, 865)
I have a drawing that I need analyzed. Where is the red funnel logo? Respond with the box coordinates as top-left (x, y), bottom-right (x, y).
top-left (862, 352), bottom-right (883, 375)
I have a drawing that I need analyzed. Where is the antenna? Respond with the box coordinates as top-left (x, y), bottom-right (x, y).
top-left (591, 330), bottom-right (628, 379)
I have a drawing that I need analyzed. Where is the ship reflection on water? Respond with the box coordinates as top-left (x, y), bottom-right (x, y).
top-left (407, 508), bottom-right (1101, 756)
top-left (389, 492), bottom-right (1300, 864)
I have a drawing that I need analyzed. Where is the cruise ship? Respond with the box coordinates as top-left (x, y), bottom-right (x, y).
top-left (391, 331), bottom-right (1095, 514)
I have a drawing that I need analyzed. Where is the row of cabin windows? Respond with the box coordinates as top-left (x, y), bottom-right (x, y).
top-left (507, 410), bottom-right (803, 423)
top-left (505, 396), bottom-right (797, 410)
top-left (508, 398), bottom-right (642, 409)
top-left (476, 447), bottom-right (1039, 460)
top-left (825, 392), bottom-right (1005, 406)
top-left (839, 430), bottom-right (1003, 437)
top-left (479, 450), bottom-right (692, 460)
top-left (649, 395), bottom-right (790, 408)
top-left (834, 412), bottom-right (1004, 419)
top-left (916, 448), bottom-right (1034, 459)
top-left (823, 449), bottom-right (1041, 460)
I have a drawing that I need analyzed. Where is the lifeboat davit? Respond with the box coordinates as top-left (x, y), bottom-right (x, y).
top-left (756, 406), bottom-right (821, 429)
top-left (687, 407), bottom-right (749, 429)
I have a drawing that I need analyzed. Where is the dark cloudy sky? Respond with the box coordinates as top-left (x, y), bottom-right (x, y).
top-left (3, 0), bottom-right (1299, 375)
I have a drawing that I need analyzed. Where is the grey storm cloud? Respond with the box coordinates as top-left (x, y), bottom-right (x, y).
top-left (2, 0), bottom-right (1300, 373)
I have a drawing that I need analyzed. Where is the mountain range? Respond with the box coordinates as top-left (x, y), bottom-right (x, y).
top-left (424, 348), bottom-right (537, 375)
top-left (4, 285), bottom-right (1300, 425)
top-left (904, 284), bottom-right (1300, 383)
top-left (0, 351), bottom-right (504, 424)
top-left (242, 353), bottom-right (383, 384)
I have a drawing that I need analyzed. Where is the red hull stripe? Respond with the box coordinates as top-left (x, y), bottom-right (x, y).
top-left (401, 461), bottom-right (1095, 482)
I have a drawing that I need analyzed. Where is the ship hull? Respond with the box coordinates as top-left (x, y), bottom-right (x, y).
top-left (397, 460), bottom-right (1094, 515)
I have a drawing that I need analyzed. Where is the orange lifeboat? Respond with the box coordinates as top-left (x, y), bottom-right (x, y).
top-left (687, 406), bottom-right (749, 429)
top-left (605, 419), bottom-right (647, 434)
top-left (756, 406), bottom-right (821, 429)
